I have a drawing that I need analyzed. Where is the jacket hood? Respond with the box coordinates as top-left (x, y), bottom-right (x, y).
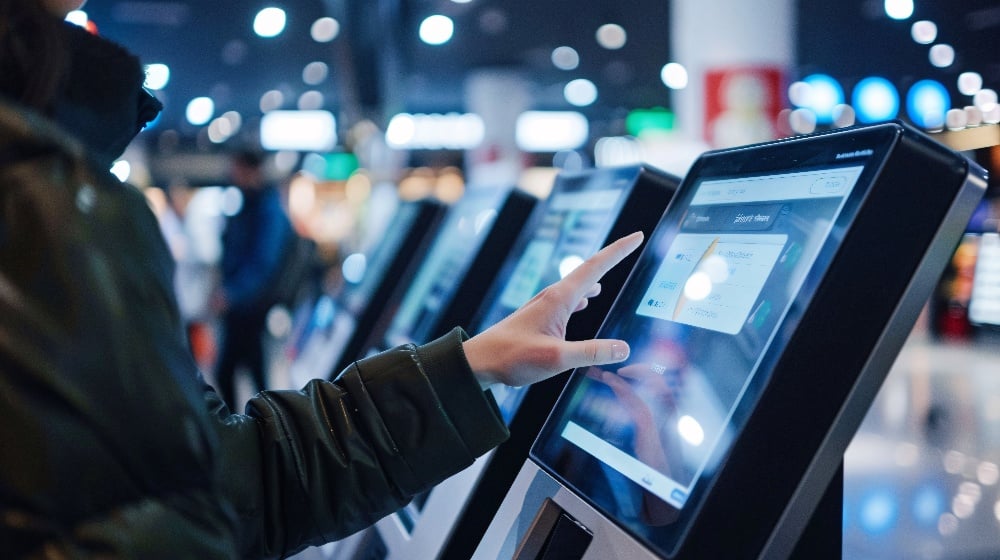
top-left (51, 22), bottom-right (161, 169)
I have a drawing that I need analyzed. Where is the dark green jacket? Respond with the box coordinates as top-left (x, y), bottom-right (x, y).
top-left (0, 101), bottom-right (508, 559)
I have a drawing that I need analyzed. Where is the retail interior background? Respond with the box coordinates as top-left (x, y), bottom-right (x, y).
top-left (64, 2), bottom-right (1000, 559)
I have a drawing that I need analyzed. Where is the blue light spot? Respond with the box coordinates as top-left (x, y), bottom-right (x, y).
top-left (859, 488), bottom-right (898, 536)
top-left (853, 77), bottom-right (900, 123)
top-left (802, 74), bottom-right (844, 124)
top-left (906, 79), bottom-right (950, 129)
top-left (912, 484), bottom-right (945, 527)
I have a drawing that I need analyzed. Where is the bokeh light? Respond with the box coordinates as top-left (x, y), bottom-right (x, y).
top-left (660, 63), bottom-right (689, 90)
top-left (185, 97), bottom-right (215, 126)
top-left (564, 79), bottom-right (598, 107)
top-left (551, 46), bottom-right (580, 71)
top-left (884, 0), bottom-right (914, 20)
top-left (253, 7), bottom-right (287, 38)
top-left (144, 63), bottom-right (170, 90)
top-left (311, 17), bottom-right (340, 42)
top-left (595, 23), bottom-right (627, 50)
top-left (419, 15), bottom-right (454, 45)
top-left (907, 79), bottom-right (950, 129)
top-left (852, 76), bottom-right (899, 123)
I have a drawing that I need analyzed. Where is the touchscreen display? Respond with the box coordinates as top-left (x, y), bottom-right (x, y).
top-left (479, 185), bottom-right (625, 421)
top-left (533, 160), bottom-right (868, 550)
top-left (384, 188), bottom-right (506, 347)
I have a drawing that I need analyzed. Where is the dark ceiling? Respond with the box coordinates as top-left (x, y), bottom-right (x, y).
top-left (81, 0), bottom-right (672, 144)
top-left (79, 1), bottom-right (999, 150)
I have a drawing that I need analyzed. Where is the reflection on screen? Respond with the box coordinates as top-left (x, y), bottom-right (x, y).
top-left (550, 164), bottom-right (864, 513)
top-left (476, 187), bottom-right (624, 422)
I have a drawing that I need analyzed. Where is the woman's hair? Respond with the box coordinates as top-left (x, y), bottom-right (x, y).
top-left (0, 0), bottom-right (69, 112)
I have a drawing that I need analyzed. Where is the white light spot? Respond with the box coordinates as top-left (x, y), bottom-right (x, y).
top-left (974, 89), bottom-right (998, 113)
top-left (311, 17), bottom-right (340, 43)
top-left (911, 20), bottom-right (937, 44)
top-left (678, 415), bottom-right (705, 446)
top-left (885, 0), bottom-right (914, 20)
top-left (929, 44), bottom-right (955, 68)
top-left (564, 79), bottom-right (598, 107)
top-left (419, 15), bottom-right (454, 45)
top-left (253, 7), bottom-right (287, 38)
top-left (559, 255), bottom-right (585, 279)
top-left (683, 271), bottom-right (712, 301)
top-left (660, 62), bottom-right (689, 90)
top-left (596, 23), bottom-right (627, 50)
top-left (958, 72), bottom-right (982, 96)
top-left (110, 160), bottom-right (131, 182)
top-left (65, 10), bottom-right (88, 27)
top-left (551, 46), bottom-right (580, 71)
top-left (185, 97), bottom-right (214, 126)
top-left (386, 114), bottom-right (417, 147)
top-left (144, 63), bottom-right (170, 90)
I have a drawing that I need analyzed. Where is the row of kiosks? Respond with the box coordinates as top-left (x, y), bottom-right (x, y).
top-left (286, 198), bottom-right (447, 388)
top-left (311, 164), bottom-right (680, 560)
top-left (473, 122), bottom-right (986, 560)
top-left (312, 121), bottom-right (986, 560)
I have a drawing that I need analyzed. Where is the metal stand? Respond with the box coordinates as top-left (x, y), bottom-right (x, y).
top-left (789, 460), bottom-right (843, 560)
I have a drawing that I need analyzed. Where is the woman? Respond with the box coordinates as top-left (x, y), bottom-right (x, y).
top-left (0, 1), bottom-right (638, 557)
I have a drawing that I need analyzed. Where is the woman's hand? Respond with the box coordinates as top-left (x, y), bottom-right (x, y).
top-left (463, 232), bottom-right (643, 388)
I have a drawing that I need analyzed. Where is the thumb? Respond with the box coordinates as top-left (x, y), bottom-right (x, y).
top-left (561, 338), bottom-right (630, 370)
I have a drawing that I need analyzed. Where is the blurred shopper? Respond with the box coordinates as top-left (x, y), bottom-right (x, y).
top-left (0, 1), bottom-right (635, 558)
top-left (157, 181), bottom-right (220, 370)
top-left (212, 150), bottom-right (293, 409)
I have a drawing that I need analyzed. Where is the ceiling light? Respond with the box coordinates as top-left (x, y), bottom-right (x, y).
top-left (144, 63), bottom-right (170, 90)
top-left (660, 63), bottom-right (688, 90)
top-left (185, 97), bottom-right (215, 126)
top-left (564, 79), bottom-right (598, 107)
top-left (596, 23), bottom-right (627, 50)
top-left (910, 20), bottom-right (937, 44)
top-left (253, 7), bottom-right (287, 38)
top-left (419, 15), bottom-right (455, 45)
top-left (929, 44), bottom-right (955, 68)
top-left (552, 46), bottom-right (580, 71)
top-left (958, 72), bottom-right (983, 96)
top-left (884, 0), bottom-right (914, 20)
top-left (311, 17), bottom-right (340, 43)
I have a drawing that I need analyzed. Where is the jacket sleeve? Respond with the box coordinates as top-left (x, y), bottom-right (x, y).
top-left (208, 327), bottom-right (509, 559)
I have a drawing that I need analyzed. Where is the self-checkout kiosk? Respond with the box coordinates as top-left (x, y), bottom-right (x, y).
top-left (473, 122), bottom-right (987, 560)
top-left (361, 165), bottom-right (681, 560)
top-left (286, 198), bottom-right (447, 387)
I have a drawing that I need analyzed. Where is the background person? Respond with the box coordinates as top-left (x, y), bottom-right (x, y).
top-left (212, 149), bottom-right (294, 409)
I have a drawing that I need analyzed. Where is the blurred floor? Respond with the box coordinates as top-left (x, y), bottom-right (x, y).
top-left (844, 319), bottom-right (1000, 559)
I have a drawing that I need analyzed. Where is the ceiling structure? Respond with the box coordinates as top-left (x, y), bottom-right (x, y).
top-left (81, 0), bottom-right (672, 150)
top-left (78, 1), bottom-right (999, 156)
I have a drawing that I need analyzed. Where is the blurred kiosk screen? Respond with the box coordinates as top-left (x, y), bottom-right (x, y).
top-left (378, 187), bottom-right (537, 350)
top-left (474, 122), bottom-right (986, 560)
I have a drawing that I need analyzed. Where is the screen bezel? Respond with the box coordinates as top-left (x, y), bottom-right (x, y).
top-left (530, 124), bottom-right (904, 557)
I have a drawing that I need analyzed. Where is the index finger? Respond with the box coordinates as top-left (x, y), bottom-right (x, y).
top-left (561, 231), bottom-right (644, 303)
